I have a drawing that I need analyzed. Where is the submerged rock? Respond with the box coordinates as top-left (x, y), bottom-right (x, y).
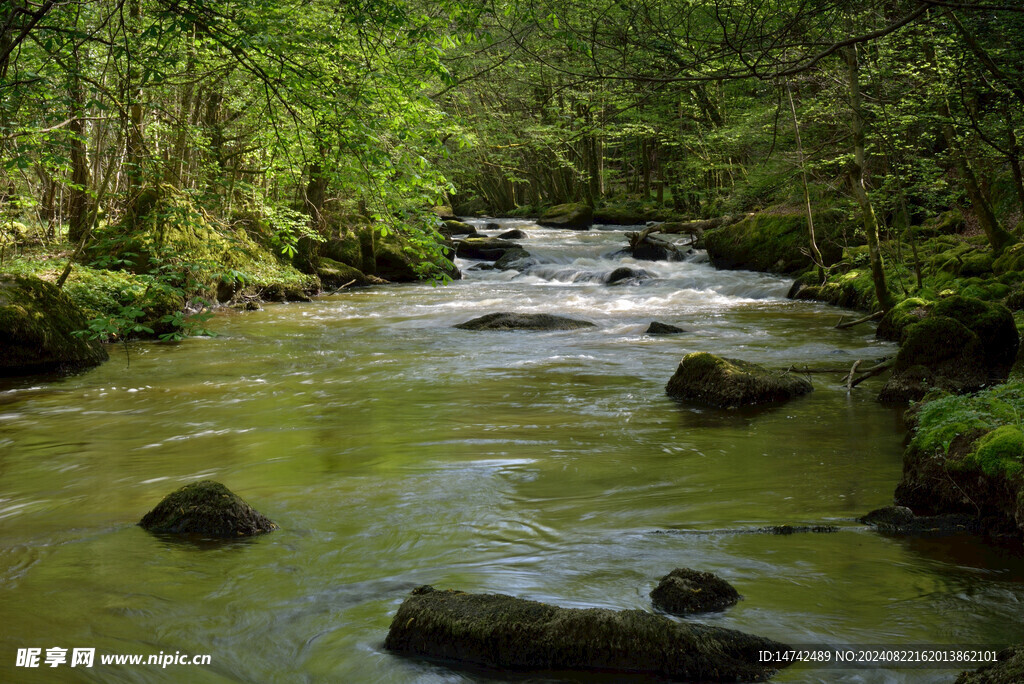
top-left (666, 352), bottom-right (813, 409)
top-left (859, 505), bottom-right (979, 534)
top-left (493, 247), bottom-right (534, 271)
top-left (957, 645), bottom-right (1024, 683)
top-left (455, 312), bottom-right (595, 331)
top-left (605, 266), bottom-right (650, 285)
top-left (649, 568), bottom-right (740, 615)
top-left (537, 202), bottom-right (593, 230)
top-left (757, 524), bottom-right (839, 535)
top-left (384, 585), bottom-right (789, 682)
top-left (1, 274), bottom-right (108, 376)
top-left (646, 321), bottom-right (686, 335)
top-left (138, 480), bottom-right (277, 537)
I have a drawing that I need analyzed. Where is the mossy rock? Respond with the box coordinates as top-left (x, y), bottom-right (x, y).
top-left (649, 568), bottom-right (740, 615)
top-left (537, 202), bottom-right (594, 230)
top-left (879, 316), bottom-right (987, 402)
top-left (315, 257), bottom-right (376, 289)
top-left (383, 585), bottom-right (790, 681)
top-left (373, 232), bottom-right (460, 282)
top-left (932, 296), bottom-right (1019, 371)
top-left (0, 274), bottom-right (108, 376)
top-left (909, 209), bottom-right (965, 239)
top-left (592, 204), bottom-right (665, 225)
top-left (994, 242), bottom-right (1024, 274)
top-left (876, 297), bottom-right (932, 342)
top-left (455, 312), bottom-right (595, 331)
top-left (702, 208), bottom-right (842, 275)
top-left (893, 382), bottom-right (1024, 536)
top-left (957, 645), bottom-right (1024, 683)
top-left (321, 231), bottom-right (364, 271)
top-left (138, 480), bottom-right (277, 537)
top-left (666, 352), bottom-right (813, 409)
top-left (958, 252), bottom-right (996, 277)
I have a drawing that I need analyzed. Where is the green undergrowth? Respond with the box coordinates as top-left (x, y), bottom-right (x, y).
top-left (795, 228), bottom-right (1024, 318)
top-left (910, 382), bottom-right (1024, 477)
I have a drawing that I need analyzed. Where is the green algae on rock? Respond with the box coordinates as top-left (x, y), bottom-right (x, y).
top-left (139, 480), bottom-right (277, 537)
top-left (0, 274), bottom-right (108, 376)
top-left (666, 352), bottom-right (813, 409)
top-left (537, 202), bottom-right (594, 230)
top-left (384, 585), bottom-right (789, 682)
top-left (650, 568), bottom-right (740, 615)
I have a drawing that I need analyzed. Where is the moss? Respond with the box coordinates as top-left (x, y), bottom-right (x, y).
top-left (958, 252), bottom-right (995, 277)
top-left (876, 297), bottom-right (932, 342)
top-left (666, 352), bottom-right (813, 408)
top-left (384, 585), bottom-right (789, 681)
top-left (908, 209), bottom-right (965, 239)
top-left (0, 274), bottom-right (108, 375)
top-left (932, 295), bottom-right (1019, 370)
top-left (909, 382), bottom-right (1024, 455)
top-left (994, 243), bottom-right (1024, 274)
top-left (537, 202), bottom-right (594, 229)
top-left (956, 644), bottom-right (1024, 684)
top-left (966, 426), bottom-right (1024, 477)
top-left (649, 568), bottom-right (740, 615)
top-left (703, 207), bottom-right (843, 274)
top-left (138, 480), bottom-right (277, 537)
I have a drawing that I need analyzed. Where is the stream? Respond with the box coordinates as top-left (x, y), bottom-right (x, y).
top-left (2, 219), bottom-right (1024, 683)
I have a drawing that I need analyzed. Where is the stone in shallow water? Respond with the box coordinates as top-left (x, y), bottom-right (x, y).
top-left (646, 321), bottom-right (685, 334)
top-left (455, 312), bottom-right (595, 331)
top-left (666, 352), bottom-right (812, 408)
top-left (384, 585), bottom-right (789, 681)
top-left (649, 568), bottom-right (740, 615)
top-left (138, 480), bottom-right (277, 537)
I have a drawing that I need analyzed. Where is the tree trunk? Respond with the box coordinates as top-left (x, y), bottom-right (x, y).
top-left (843, 44), bottom-right (895, 312)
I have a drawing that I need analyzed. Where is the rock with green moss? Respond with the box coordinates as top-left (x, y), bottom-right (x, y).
top-left (932, 296), bottom-right (1019, 372)
top-left (537, 202), bottom-right (594, 230)
top-left (908, 209), bottom-right (965, 239)
top-left (383, 585), bottom-right (790, 682)
top-left (315, 257), bottom-right (379, 289)
top-left (666, 352), bottom-right (813, 409)
top-left (892, 383), bottom-right (1024, 537)
top-left (956, 645), bottom-right (1024, 683)
top-left (993, 242), bottom-right (1024, 274)
top-left (592, 203), bottom-right (666, 226)
top-left (702, 208), bottom-right (841, 275)
top-left (878, 316), bottom-right (988, 402)
top-left (1, 274), bottom-right (108, 376)
top-left (374, 235), bottom-right (460, 282)
top-left (876, 298), bottom-right (932, 342)
top-left (649, 568), bottom-right (740, 615)
top-left (139, 480), bottom-right (277, 537)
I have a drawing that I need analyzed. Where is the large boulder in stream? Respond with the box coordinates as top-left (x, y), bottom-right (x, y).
top-left (650, 568), bottom-right (740, 615)
top-left (440, 219), bottom-right (477, 237)
top-left (455, 312), bottom-right (595, 331)
top-left (647, 321), bottom-right (686, 334)
top-left (666, 352), bottom-right (813, 409)
top-left (493, 247), bottom-right (535, 271)
top-left (456, 237), bottom-right (523, 261)
top-left (701, 207), bottom-right (842, 274)
top-left (138, 480), bottom-right (277, 537)
top-left (606, 266), bottom-right (650, 285)
top-left (384, 585), bottom-right (790, 682)
top-left (1, 274), bottom-right (108, 376)
top-left (631, 235), bottom-right (686, 261)
top-left (537, 203), bottom-right (593, 230)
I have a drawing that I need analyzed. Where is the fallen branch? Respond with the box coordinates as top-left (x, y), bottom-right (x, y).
top-left (846, 360), bottom-right (862, 391)
top-left (846, 358), bottom-right (896, 389)
top-left (835, 311), bottom-right (883, 329)
top-left (328, 279), bottom-right (358, 294)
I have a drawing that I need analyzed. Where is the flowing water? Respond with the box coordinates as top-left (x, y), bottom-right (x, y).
top-left (2, 220), bottom-right (1023, 683)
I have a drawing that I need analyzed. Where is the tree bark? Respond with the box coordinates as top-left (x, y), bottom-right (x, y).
top-left (843, 44), bottom-right (895, 312)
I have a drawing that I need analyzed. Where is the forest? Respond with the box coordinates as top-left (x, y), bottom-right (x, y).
top-left (3, 0), bottom-right (1024, 681)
